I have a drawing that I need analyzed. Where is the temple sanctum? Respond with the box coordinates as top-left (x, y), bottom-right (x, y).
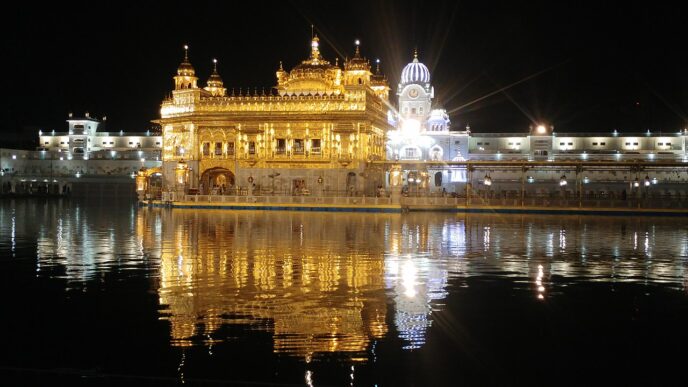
top-left (156, 37), bottom-right (392, 196)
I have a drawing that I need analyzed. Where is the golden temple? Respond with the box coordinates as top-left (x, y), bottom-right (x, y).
top-left (157, 37), bottom-right (392, 196)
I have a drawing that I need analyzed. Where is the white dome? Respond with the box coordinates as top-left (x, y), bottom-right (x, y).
top-left (400, 57), bottom-right (430, 85)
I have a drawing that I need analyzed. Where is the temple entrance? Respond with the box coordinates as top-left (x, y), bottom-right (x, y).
top-left (200, 167), bottom-right (235, 195)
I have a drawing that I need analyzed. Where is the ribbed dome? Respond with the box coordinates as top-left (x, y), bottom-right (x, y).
top-left (400, 54), bottom-right (430, 85)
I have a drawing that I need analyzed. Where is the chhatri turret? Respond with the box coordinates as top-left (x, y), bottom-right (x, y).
top-left (174, 45), bottom-right (198, 90)
top-left (204, 58), bottom-right (226, 97)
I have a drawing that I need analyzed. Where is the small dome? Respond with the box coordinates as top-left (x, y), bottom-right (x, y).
top-left (177, 61), bottom-right (195, 76)
top-left (400, 51), bottom-right (430, 85)
top-left (177, 46), bottom-right (196, 76)
top-left (207, 59), bottom-right (223, 88)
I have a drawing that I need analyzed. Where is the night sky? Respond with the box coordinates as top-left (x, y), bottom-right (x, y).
top-left (4, 1), bottom-right (687, 148)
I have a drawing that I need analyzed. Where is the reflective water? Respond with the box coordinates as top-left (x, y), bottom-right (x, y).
top-left (2, 199), bottom-right (688, 385)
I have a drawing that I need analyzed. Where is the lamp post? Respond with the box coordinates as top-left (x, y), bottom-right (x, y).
top-left (559, 174), bottom-right (567, 202)
top-left (483, 173), bottom-right (492, 201)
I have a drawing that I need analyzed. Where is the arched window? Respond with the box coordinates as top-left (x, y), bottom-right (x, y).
top-left (358, 78), bottom-right (362, 85)
top-left (434, 172), bottom-right (443, 187)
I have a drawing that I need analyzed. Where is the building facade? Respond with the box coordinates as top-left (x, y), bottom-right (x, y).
top-left (157, 38), bottom-right (392, 196)
top-left (1, 115), bottom-right (161, 196)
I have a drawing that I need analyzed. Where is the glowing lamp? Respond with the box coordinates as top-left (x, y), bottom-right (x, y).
top-left (559, 175), bottom-right (567, 186)
top-left (536, 125), bottom-right (547, 134)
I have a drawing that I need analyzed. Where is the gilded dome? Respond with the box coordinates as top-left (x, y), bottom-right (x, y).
top-left (177, 45), bottom-right (196, 76)
top-left (207, 59), bottom-right (223, 88)
top-left (345, 40), bottom-right (370, 72)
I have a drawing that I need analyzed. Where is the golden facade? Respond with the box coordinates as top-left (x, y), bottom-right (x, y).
top-left (157, 38), bottom-right (392, 195)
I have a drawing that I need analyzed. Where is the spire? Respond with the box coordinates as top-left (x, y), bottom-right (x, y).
top-left (205, 58), bottom-right (225, 96)
top-left (413, 47), bottom-right (419, 62)
top-left (376, 58), bottom-right (381, 74)
top-left (354, 39), bottom-right (361, 57)
top-left (310, 34), bottom-right (321, 61)
top-left (279, 61), bottom-right (284, 71)
top-left (175, 44), bottom-right (198, 89)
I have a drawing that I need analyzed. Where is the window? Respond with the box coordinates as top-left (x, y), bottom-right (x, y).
top-left (202, 142), bottom-right (210, 156)
top-left (128, 141), bottom-right (133, 145)
top-left (477, 142), bottom-right (483, 146)
top-left (516, 142), bottom-right (521, 146)
top-left (666, 142), bottom-right (671, 146)
top-left (109, 142), bottom-right (114, 145)
top-left (592, 142), bottom-right (598, 146)
top-left (276, 138), bottom-right (286, 154)
top-left (215, 142), bottom-right (223, 156)
top-left (412, 108), bottom-right (417, 115)
top-left (658, 142), bottom-right (664, 146)
top-left (248, 141), bottom-right (256, 155)
top-left (404, 148), bottom-right (418, 158)
top-left (311, 139), bottom-right (321, 154)
top-left (74, 124), bottom-right (84, 129)
top-left (508, 142), bottom-right (513, 146)
top-left (61, 142), bottom-right (65, 145)
top-left (227, 142), bottom-right (235, 155)
top-left (633, 142), bottom-right (638, 146)
top-left (293, 139), bottom-right (304, 154)
top-left (600, 142), bottom-right (606, 146)
top-left (419, 107), bottom-right (424, 114)
top-left (102, 141), bottom-right (107, 145)
top-left (560, 142), bottom-right (565, 146)
top-left (625, 142), bottom-right (630, 146)
top-left (454, 141), bottom-right (461, 145)
top-left (568, 142), bottom-right (573, 146)
top-left (155, 142), bottom-right (161, 146)
top-left (485, 142), bottom-right (490, 146)
top-left (44, 141), bottom-right (49, 145)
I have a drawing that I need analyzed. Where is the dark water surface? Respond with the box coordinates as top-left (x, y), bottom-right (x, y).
top-left (2, 199), bottom-right (688, 386)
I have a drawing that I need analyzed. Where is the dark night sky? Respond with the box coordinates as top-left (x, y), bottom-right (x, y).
top-left (4, 1), bottom-right (687, 148)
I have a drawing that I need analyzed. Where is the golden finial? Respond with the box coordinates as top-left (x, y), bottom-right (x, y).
top-left (376, 58), bottom-right (381, 74)
top-left (184, 44), bottom-right (189, 61)
top-left (310, 34), bottom-right (320, 60)
top-left (212, 58), bottom-right (218, 72)
top-left (279, 61), bottom-right (284, 71)
top-left (354, 39), bottom-right (360, 57)
top-left (413, 47), bottom-right (418, 60)
top-left (335, 57), bottom-right (339, 67)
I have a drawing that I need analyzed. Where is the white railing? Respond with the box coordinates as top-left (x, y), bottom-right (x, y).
top-left (180, 194), bottom-right (393, 206)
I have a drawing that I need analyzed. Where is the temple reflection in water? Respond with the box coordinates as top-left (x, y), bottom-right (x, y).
top-left (16, 199), bottom-right (688, 359)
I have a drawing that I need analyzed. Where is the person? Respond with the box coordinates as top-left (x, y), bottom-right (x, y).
top-left (442, 187), bottom-right (447, 197)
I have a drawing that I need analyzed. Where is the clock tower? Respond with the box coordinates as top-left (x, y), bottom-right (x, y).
top-left (398, 50), bottom-right (433, 131)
